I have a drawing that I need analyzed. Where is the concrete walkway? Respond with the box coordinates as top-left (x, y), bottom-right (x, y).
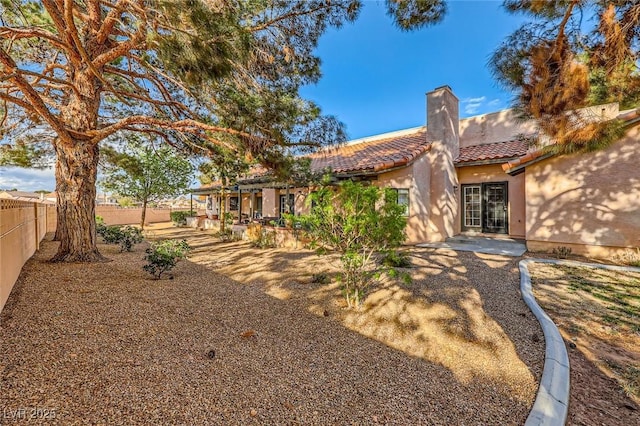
top-left (417, 236), bottom-right (527, 257)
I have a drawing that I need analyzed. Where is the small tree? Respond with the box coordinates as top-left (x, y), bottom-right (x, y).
top-left (101, 141), bottom-right (194, 229)
top-left (300, 179), bottom-right (407, 308)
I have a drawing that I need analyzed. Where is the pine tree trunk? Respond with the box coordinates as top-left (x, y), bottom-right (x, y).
top-left (50, 140), bottom-right (105, 262)
top-left (141, 198), bottom-right (147, 230)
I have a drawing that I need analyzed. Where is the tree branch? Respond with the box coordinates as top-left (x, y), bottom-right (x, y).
top-left (90, 116), bottom-right (254, 148)
top-left (0, 26), bottom-right (72, 51)
top-left (0, 47), bottom-right (72, 144)
top-left (96, 0), bottom-right (128, 44)
top-left (0, 91), bottom-right (37, 113)
top-left (41, 0), bottom-right (82, 65)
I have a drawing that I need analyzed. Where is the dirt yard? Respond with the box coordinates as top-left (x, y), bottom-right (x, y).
top-left (530, 263), bottom-right (640, 425)
top-left (0, 223), bottom-right (544, 424)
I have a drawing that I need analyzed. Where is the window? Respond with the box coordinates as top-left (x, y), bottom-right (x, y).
top-left (463, 186), bottom-right (481, 227)
top-left (254, 196), bottom-right (263, 218)
top-left (279, 193), bottom-right (295, 215)
top-left (391, 188), bottom-right (409, 216)
top-left (229, 196), bottom-right (239, 211)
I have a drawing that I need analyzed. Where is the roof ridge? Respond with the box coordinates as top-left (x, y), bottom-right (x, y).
top-left (336, 125), bottom-right (426, 148)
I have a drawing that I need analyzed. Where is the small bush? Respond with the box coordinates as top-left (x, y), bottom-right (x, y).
top-left (143, 239), bottom-right (191, 279)
top-left (214, 228), bottom-right (234, 242)
top-left (96, 216), bottom-right (107, 237)
top-left (380, 251), bottom-right (412, 268)
top-left (170, 210), bottom-right (196, 226)
top-left (251, 228), bottom-right (277, 249)
top-left (97, 224), bottom-right (143, 252)
top-left (311, 272), bottom-right (330, 284)
top-left (612, 248), bottom-right (640, 267)
top-left (552, 246), bottom-right (572, 259)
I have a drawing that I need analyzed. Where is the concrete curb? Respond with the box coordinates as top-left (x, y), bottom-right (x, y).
top-left (520, 258), bottom-right (640, 426)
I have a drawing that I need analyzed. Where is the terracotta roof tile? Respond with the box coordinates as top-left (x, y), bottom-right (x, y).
top-left (308, 127), bottom-right (429, 174)
top-left (193, 128), bottom-right (431, 192)
top-left (455, 140), bottom-right (528, 164)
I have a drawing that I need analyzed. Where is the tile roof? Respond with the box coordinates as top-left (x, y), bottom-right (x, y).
top-left (308, 127), bottom-right (429, 174)
top-left (191, 128), bottom-right (430, 192)
top-left (455, 139), bottom-right (529, 164)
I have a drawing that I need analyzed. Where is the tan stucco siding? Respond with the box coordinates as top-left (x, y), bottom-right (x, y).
top-left (525, 126), bottom-right (640, 256)
top-left (376, 154), bottom-right (431, 244)
top-left (456, 164), bottom-right (526, 238)
top-left (459, 109), bottom-right (538, 148)
top-left (276, 187), bottom-right (308, 216)
top-left (262, 188), bottom-right (278, 217)
top-left (458, 104), bottom-right (619, 148)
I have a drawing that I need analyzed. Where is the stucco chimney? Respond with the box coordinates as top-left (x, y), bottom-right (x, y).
top-left (426, 85), bottom-right (459, 242)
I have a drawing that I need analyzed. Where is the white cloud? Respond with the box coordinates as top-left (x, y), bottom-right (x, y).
top-left (464, 96), bottom-right (487, 104)
top-left (461, 96), bottom-right (503, 116)
top-left (0, 166), bottom-right (56, 191)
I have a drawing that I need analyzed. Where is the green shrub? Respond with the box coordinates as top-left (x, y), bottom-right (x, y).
top-left (214, 228), bottom-right (234, 242)
top-left (380, 251), bottom-right (412, 268)
top-left (143, 239), bottom-right (191, 279)
top-left (311, 272), bottom-right (330, 284)
top-left (97, 224), bottom-right (143, 252)
top-left (552, 246), bottom-right (572, 259)
top-left (251, 227), bottom-right (277, 249)
top-left (298, 179), bottom-right (408, 308)
top-left (96, 216), bottom-right (107, 237)
top-left (170, 210), bottom-right (196, 226)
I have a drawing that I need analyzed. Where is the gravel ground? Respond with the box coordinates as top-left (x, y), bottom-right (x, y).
top-left (0, 225), bottom-right (543, 425)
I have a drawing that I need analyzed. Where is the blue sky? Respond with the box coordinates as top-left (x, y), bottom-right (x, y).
top-left (0, 1), bottom-right (526, 192)
top-left (300, 0), bottom-right (527, 139)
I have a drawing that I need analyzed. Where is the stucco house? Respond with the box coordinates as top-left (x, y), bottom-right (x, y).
top-left (192, 85), bottom-right (640, 257)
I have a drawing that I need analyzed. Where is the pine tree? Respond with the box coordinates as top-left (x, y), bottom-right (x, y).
top-left (0, 0), bottom-right (445, 261)
top-left (491, 1), bottom-right (639, 152)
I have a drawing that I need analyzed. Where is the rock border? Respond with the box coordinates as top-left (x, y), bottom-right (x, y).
top-left (520, 258), bottom-right (640, 426)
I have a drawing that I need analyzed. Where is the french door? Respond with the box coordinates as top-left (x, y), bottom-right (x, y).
top-left (462, 182), bottom-right (508, 234)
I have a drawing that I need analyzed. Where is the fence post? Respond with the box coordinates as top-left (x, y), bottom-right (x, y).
top-left (34, 202), bottom-right (40, 250)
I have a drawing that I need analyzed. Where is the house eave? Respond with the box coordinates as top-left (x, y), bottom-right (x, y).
top-left (455, 157), bottom-right (521, 168)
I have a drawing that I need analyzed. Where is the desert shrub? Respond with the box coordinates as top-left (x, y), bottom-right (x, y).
top-left (311, 272), bottom-right (330, 284)
top-left (552, 246), bottom-right (572, 259)
top-left (97, 224), bottom-right (143, 252)
top-left (612, 248), bottom-right (640, 267)
top-left (251, 227), bottom-right (277, 249)
top-left (170, 210), bottom-right (196, 226)
top-left (96, 216), bottom-right (107, 236)
top-left (380, 251), bottom-right (412, 268)
top-left (298, 179), bottom-right (408, 308)
top-left (143, 239), bottom-right (191, 279)
top-left (222, 211), bottom-right (233, 227)
top-left (214, 228), bottom-right (234, 242)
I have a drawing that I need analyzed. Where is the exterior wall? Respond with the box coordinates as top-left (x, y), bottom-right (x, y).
top-left (96, 206), bottom-right (198, 226)
top-left (458, 103), bottom-right (619, 148)
top-left (262, 188), bottom-right (278, 217)
top-left (459, 109), bottom-right (538, 148)
top-left (376, 154), bottom-right (431, 244)
top-left (274, 187), bottom-right (308, 216)
top-left (1, 200), bottom-right (56, 313)
top-left (525, 125), bottom-right (640, 257)
top-left (456, 164), bottom-right (526, 238)
top-left (426, 85), bottom-right (459, 242)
